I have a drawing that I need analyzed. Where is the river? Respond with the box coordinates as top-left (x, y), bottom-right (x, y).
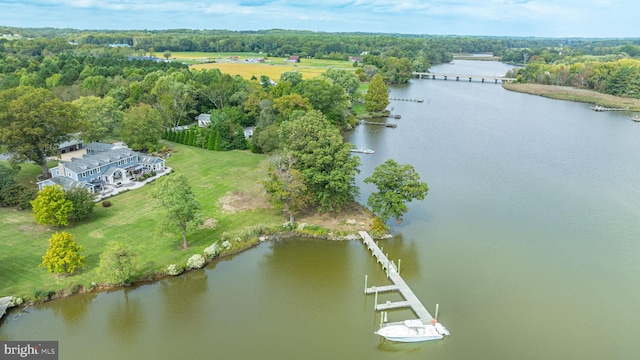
top-left (2, 60), bottom-right (640, 359)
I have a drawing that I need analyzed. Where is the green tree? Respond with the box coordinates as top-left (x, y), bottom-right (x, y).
top-left (294, 78), bottom-right (350, 127)
top-left (122, 103), bottom-right (164, 151)
top-left (99, 241), bottom-right (138, 285)
top-left (73, 96), bottom-right (124, 143)
top-left (280, 110), bottom-right (360, 212)
top-left (322, 68), bottom-right (360, 98)
top-left (364, 73), bottom-right (389, 112)
top-left (40, 231), bottom-right (85, 275)
top-left (0, 86), bottom-right (83, 177)
top-left (279, 70), bottom-right (303, 87)
top-left (150, 173), bottom-right (203, 248)
top-left (364, 159), bottom-right (429, 222)
top-left (31, 185), bottom-right (74, 227)
top-left (65, 187), bottom-right (96, 222)
top-left (262, 152), bottom-right (309, 223)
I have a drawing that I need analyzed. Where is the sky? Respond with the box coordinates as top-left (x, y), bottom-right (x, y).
top-left (0, 0), bottom-right (638, 38)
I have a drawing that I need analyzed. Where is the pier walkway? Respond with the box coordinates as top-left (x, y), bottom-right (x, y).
top-left (359, 231), bottom-right (435, 324)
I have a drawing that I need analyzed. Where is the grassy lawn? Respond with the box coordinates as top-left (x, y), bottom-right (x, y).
top-left (0, 143), bottom-right (286, 300)
top-left (175, 51), bottom-right (356, 80)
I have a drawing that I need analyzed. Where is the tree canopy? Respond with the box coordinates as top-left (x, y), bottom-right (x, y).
top-left (40, 231), bottom-right (85, 275)
top-left (364, 159), bottom-right (429, 222)
top-left (31, 185), bottom-right (74, 227)
top-left (0, 86), bottom-right (83, 176)
top-left (150, 173), bottom-right (203, 248)
top-left (280, 110), bottom-right (360, 212)
top-left (364, 74), bottom-right (389, 112)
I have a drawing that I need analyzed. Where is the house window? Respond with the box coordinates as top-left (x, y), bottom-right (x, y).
top-left (97, 168), bottom-right (100, 173)
top-left (90, 169), bottom-right (94, 175)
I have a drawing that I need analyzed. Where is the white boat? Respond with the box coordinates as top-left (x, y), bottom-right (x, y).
top-left (375, 319), bottom-right (449, 342)
top-left (350, 148), bottom-right (375, 154)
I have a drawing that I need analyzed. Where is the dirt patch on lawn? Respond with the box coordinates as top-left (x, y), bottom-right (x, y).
top-left (218, 190), bottom-right (270, 213)
top-left (295, 202), bottom-right (375, 233)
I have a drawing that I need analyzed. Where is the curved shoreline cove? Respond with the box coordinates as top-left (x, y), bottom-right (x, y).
top-left (3, 60), bottom-right (640, 360)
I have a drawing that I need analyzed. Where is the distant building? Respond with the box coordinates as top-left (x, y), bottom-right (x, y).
top-left (197, 114), bottom-right (211, 127)
top-left (57, 139), bottom-right (83, 154)
top-left (349, 56), bottom-right (363, 62)
top-left (285, 55), bottom-right (300, 63)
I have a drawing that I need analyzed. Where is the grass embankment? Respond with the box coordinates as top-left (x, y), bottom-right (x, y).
top-left (503, 83), bottom-right (640, 112)
top-left (0, 143), bottom-right (374, 302)
top-left (173, 52), bottom-right (356, 80)
top-left (0, 145), bottom-right (282, 301)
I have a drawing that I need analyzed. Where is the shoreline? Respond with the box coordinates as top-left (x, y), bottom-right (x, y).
top-left (0, 207), bottom-right (382, 320)
top-left (502, 82), bottom-right (640, 112)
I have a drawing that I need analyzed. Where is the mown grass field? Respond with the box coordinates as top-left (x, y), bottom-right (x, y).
top-left (0, 143), bottom-right (285, 300)
top-left (171, 51), bottom-right (356, 80)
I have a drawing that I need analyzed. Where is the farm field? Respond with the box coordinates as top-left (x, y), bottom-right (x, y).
top-left (171, 51), bottom-right (356, 80)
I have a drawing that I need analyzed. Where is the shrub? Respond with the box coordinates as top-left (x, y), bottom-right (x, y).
top-left (203, 243), bottom-right (220, 259)
top-left (102, 200), bottom-right (112, 207)
top-left (221, 240), bottom-right (232, 251)
top-left (370, 217), bottom-right (389, 237)
top-left (8, 296), bottom-right (23, 307)
top-left (167, 263), bottom-right (184, 276)
top-left (186, 254), bottom-right (206, 270)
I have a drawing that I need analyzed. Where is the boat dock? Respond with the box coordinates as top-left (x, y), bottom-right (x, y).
top-left (389, 96), bottom-right (424, 103)
top-left (591, 105), bottom-right (630, 112)
top-left (359, 231), bottom-right (435, 324)
top-left (360, 121), bottom-right (397, 128)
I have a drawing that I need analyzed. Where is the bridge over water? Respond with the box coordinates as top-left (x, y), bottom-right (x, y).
top-left (413, 72), bottom-right (516, 83)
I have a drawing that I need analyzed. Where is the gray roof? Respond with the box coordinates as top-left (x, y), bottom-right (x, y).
top-left (138, 155), bottom-right (164, 165)
top-left (62, 148), bottom-right (137, 174)
top-left (48, 176), bottom-right (87, 189)
top-left (85, 142), bottom-right (118, 152)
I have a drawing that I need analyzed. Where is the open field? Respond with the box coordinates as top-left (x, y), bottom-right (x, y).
top-left (171, 51), bottom-right (356, 80)
top-left (0, 142), bottom-right (374, 301)
top-left (503, 83), bottom-right (640, 112)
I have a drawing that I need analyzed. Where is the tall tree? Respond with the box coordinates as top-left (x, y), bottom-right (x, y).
top-left (31, 185), bottom-right (74, 227)
top-left (122, 103), bottom-right (164, 151)
top-left (65, 187), bottom-right (96, 222)
top-left (280, 110), bottom-right (360, 212)
top-left (262, 151), bottom-right (309, 223)
top-left (294, 78), bottom-right (350, 127)
top-left (150, 173), bottom-right (203, 248)
top-left (152, 75), bottom-right (195, 128)
top-left (73, 95), bottom-right (124, 142)
top-left (0, 86), bottom-right (82, 177)
top-left (99, 241), bottom-right (138, 285)
top-left (40, 231), bottom-right (85, 275)
top-left (364, 73), bottom-right (389, 112)
top-left (364, 159), bottom-right (429, 222)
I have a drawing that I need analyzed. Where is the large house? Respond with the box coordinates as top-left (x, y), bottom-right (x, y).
top-left (38, 142), bottom-right (166, 194)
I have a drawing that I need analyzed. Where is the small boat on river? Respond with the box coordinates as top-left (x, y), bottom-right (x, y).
top-left (631, 115), bottom-right (640, 122)
top-left (375, 319), bottom-right (449, 342)
top-left (350, 148), bottom-right (375, 154)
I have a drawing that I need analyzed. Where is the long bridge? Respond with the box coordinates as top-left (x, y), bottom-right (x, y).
top-left (413, 71), bottom-right (516, 83)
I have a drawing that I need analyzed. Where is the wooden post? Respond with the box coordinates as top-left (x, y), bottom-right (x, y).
top-left (364, 275), bottom-right (368, 293)
top-left (398, 259), bottom-right (401, 275)
top-left (435, 303), bottom-right (439, 321)
top-left (374, 289), bottom-right (379, 310)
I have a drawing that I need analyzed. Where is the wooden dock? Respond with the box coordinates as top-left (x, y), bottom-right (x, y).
top-left (591, 105), bottom-right (629, 112)
top-left (360, 121), bottom-right (397, 128)
top-left (359, 231), bottom-right (435, 324)
top-left (389, 96), bottom-right (424, 103)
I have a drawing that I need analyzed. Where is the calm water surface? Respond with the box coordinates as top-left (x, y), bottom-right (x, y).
top-left (2, 60), bottom-right (640, 359)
